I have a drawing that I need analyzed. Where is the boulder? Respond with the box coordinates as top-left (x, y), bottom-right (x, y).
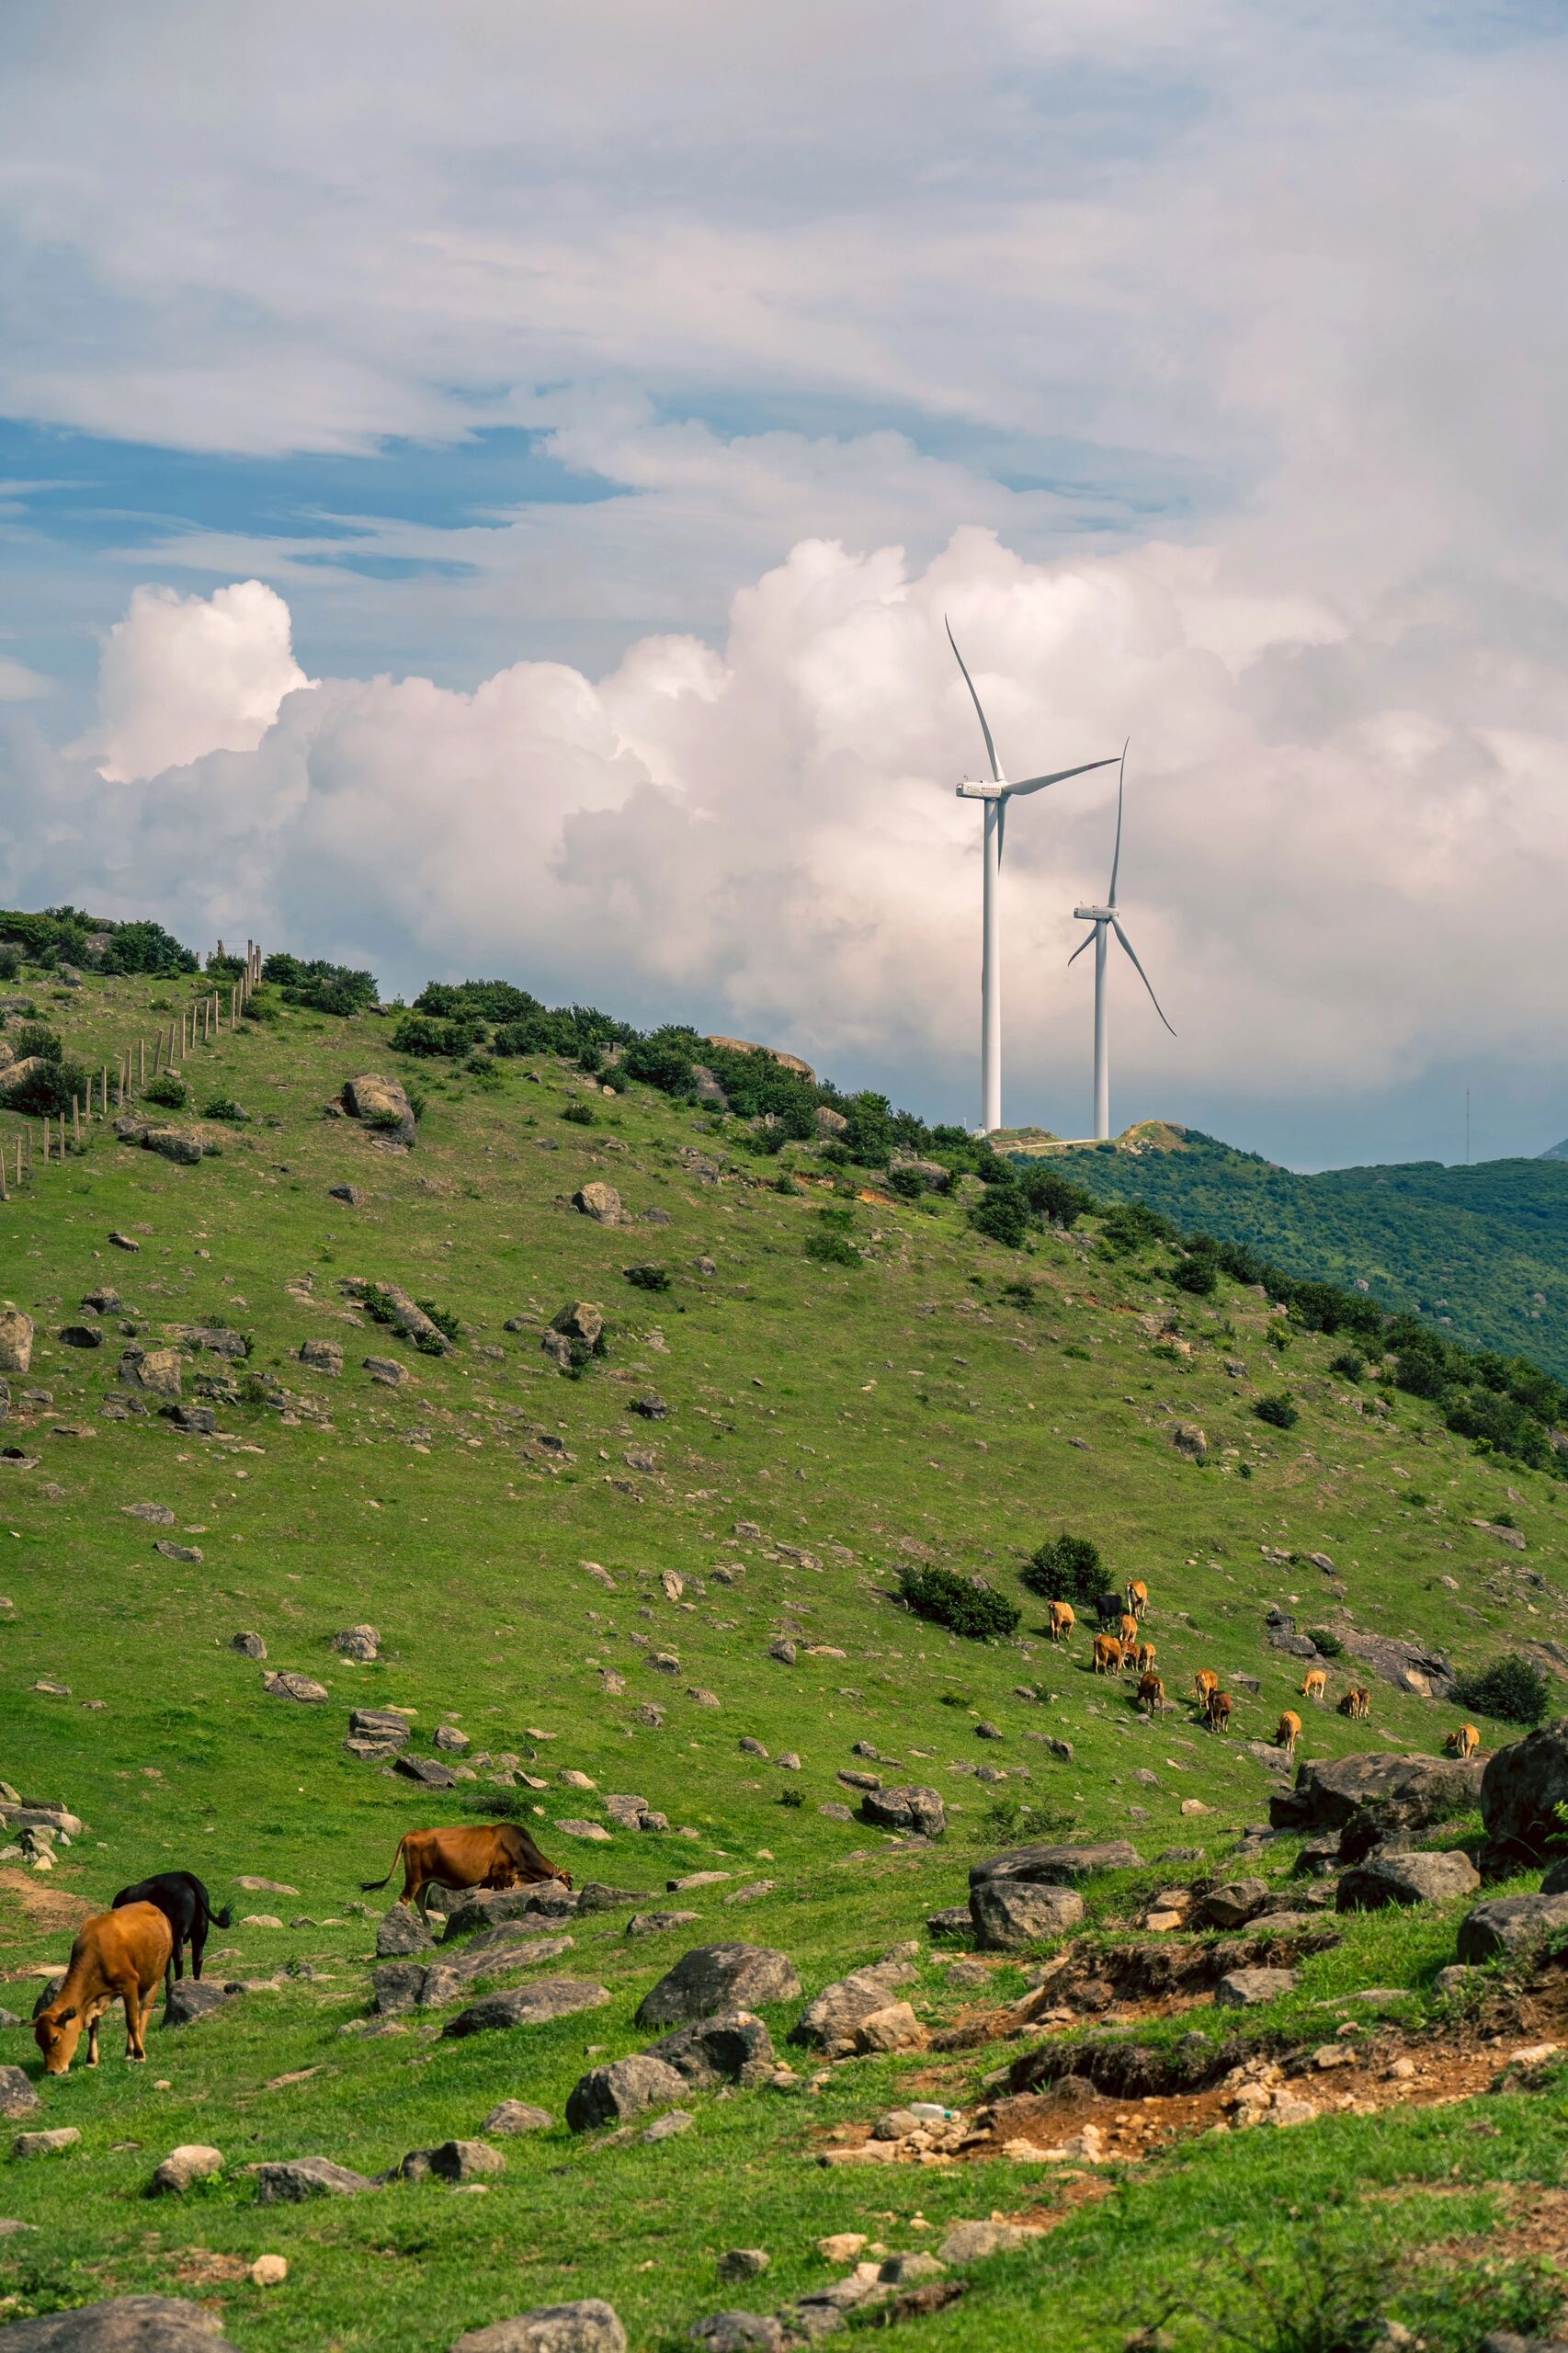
top-left (854, 2002), bottom-right (926, 2052)
top-left (481, 2102), bottom-right (554, 2135)
top-left (970, 1879), bottom-right (1085, 1949)
top-left (442, 1886), bottom-right (577, 1938)
top-left (0, 1311), bottom-right (33, 1379)
top-left (328, 1185), bottom-right (366, 1206)
top-left (0, 2297), bottom-right (241, 2349)
top-left (0, 2065), bottom-right (41, 2119)
top-left (14, 2129), bottom-right (80, 2158)
top-left (969, 1840), bottom-right (1142, 1887)
top-left (396, 1754), bottom-right (459, 1789)
top-left (1214, 1967), bottom-right (1299, 2007)
top-left (572, 1183), bottom-right (623, 1225)
top-left (1337, 1852), bottom-right (1480, 1911)
top-left (1334, 1627), bottom-right (1456, 1699)
top-left (937, 2221), bottom-right (1040, 2263)
top-left (693, 2315), bottom-right (785, 2352)
top-left (790, 1961), bottom-right (917, 2054)
top-left (449, 2303), bottom-right (627, 2353)
top-left (377, 1907), bottom-right (436, 1959)
top-left (58, 1325), bottom-right (104, 1351)
top-left (394, 2140), bottom-right (506, 2184)
top-left (646, 2010), bottom-right (775, 2089)
top-left (342, 1277), bottom-right (449, 1351)
top-left (150, 2145), bottom-right (224, 2195)
top-left (349, 1707), bottom-right (412, 1747)
top-left (566, 2053), bottom-right (688, 2131)
top-left (300, 1339), bottom-right (344, 1376)
top-left (142, 1128), bottom-right (206, 1165)
top-left (165, 1981), bottom-right (239, 2028)
top-left (1481, 1722), bottom-right (1568, 1869)
top-left (264, 1671), bottom-right (330, 1704)
top-left (1270, 1753), bottom-right (1483, 1835)
top-left (254, 2156), bottom-right (379, 2203)
top-left (230, 1631), bottom-right (267, 1660)
top-left (861, 1784), bottom-right (945, 1838)
top-left (119, 1346), bottom-right (182, 1399)
top-left (443, 1979), bottom-right (611, 2038)
top-left (333, 1624), bottom-right (381, 1661)
top-left (343, 1074), bottom-right (416, 1146)
top-left (1457, 1893), bottom-right (1568, 1964)
top-left (635, 1944), bottom-right (801, 2030)
top-left (1194, 1879), bottom-right (1271, 1930)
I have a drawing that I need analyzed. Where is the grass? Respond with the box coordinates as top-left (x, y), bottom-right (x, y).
top-left (0, 964), bottom-right (1566, 2347)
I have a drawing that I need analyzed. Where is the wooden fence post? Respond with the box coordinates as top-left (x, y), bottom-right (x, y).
top-left (139, 1037), bottom-right (145, 1086)
top-left (73, 1097), bottom-right (81, 1146)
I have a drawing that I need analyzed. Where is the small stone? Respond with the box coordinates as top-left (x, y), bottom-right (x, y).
top-left (254, 2156), bottom-right (379, 2203)
top-left (937, 2221), bottom-right (1040, 2262)
top-left (717, 2250), bottom-right (771, 2284)
top-left (1214, 1968), bottom-right (1299, 2008)
top-left (151, 2143), bottom-right (224, 2194)
top-left (482, 2102), bottom-right (554, 2135)
top-left (251, 2256), bottom-right (289, 2286)
top-left (818, 2234), bottom-right (868, 2263)
top-left (230, 1631), bottom-right (267, 1660)
top-left (14, 2127), bottom-right (80, 2159)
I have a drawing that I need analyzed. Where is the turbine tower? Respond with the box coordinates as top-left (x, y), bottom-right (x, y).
top-left (947, 619), bottom-right (1119, 1134)
top-left (1068, 743), bottom-right (1175, 1140)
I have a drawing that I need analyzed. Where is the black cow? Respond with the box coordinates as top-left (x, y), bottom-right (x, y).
top-left (111, 1870), bottom-right (231, 1986)
top-left (1093, 1592), bottom-right (1126, 1630)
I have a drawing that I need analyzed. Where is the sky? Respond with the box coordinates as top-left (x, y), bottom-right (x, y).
top-left (2, 1), bottom-right (1566, 1170)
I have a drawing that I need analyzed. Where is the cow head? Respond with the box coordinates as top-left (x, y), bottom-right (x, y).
top-left (555, 1866), bottom-right (574, 1893)
top-left (34, 2002), bottom-right (83, 2075)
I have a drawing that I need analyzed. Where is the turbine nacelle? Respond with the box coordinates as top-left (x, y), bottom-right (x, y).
top-left (1074, 904), bottom-right (1113, 922)
top-left (955, 777), bottom-right (1005, 801)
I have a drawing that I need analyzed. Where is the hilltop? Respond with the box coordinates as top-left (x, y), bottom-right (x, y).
top-left (1, 933), bottom-right (1568, 2351)
top-left (1010, 1121), bottom-right (1568, 1381)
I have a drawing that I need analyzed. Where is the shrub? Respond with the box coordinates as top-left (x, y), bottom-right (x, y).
top-left (1330, 1350), bottom-right (1365, 1382)
top-left (263, 952), bottom-right (379, 1015)
top-left (390, 1013), bottom-right (483, 1057)
top-left (980, 1795), bottom-right (1076, 1845)
top-left (895, 1563), bottom-right (1020, 1641)
top-left (623, 1263), bottom-right (672, 1292)
top-left (1097, 1199), bottom-right (1176, 1253)
top-left (1017, 1165), bottom-right (1095, 1228)
top-left (970, 1187), bottom-right (1030, 1248)
top-left (0, 945), bottom-right (19, 981)
top-left (415, 1298), bottom-right (462, 1343)
top-left (200, 1096), bottom-right (247, 1122)
top-left (3, 1056), bottom-right (88, 1117)
top-left (887, 1164), bottom-right (926, 1201)
top-left (1305, 1628), bottom-right (1344, 1657)
top-left (1173, 1253), bottom-right (1218, 1295)
top-left (14, 1022), bottom-right (61, 1062)
top-left (1021, 1531), bottom-right (1104, 1606)
top-left (805, 1224), bottom-right (860, 1267)
top-left (1451, 1654), bottom-right (1551, 1725)
top-left (101, 918), bottom-right (199, 976)
top-left (142, 1074), bottom-right (188, 1109)
top-left (562, 1101), bottom-right (597, 1127)
top-left (778, 1787), bottom-right (805, 1809)
top-left (241, 986), bottom-right (280, 1022)
top-left (1255, 1393), bottom-right (1300, 1429)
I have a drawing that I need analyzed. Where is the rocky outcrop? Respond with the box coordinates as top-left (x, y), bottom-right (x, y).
top-left (861, 1784), bottom-right (945, 1838)
top-left (340, 1278), bottom-right (451, 1353)
top-left (970, 1840), bottom-right (1142, 1887)
top-left (571, 1183), bottom-right (622, 1225)
top-left (565, 2053), bottom-right (687, 2131)
top-left (705, 1037), bottom-right (816, 1082)
top-left (0, 1309), bottom-right (34, 1376)
top-left (449, 2302), bottom-right (627, 2353)
top-left (1481, 1721), bottom-right (1568, 1870)
top-left (1336, 1851), bottom-right (1480, 1910)
top-left (1333, 1625), bottom-right (1456, 1699)
top-left (0, 2296), bottom-right (243, 2349)
top-left (342, 1074), bottom-right (416, 1146)
top-left (645, 2010), bottom-right (775, 2089)
top-left (1458, 1892), bottom-right (1568, 1963)
top-left (1269, 1752), bottom-right (1483, 1834)
top-left (790, 1961), bottom-right (917, 2054)
top-left (634, 1944), bottom-right (801, 2030)
top-left (970, 1881), bottom-right (1085, 1949)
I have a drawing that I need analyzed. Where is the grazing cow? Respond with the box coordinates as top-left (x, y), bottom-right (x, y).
top-left (1137, 1671), bottom-right (1166, 1719)
top-left (1205, 1688), bottom-right (1234, 1735)
top-left (1275, 1709), bottom-right (1303, 1759)
top-left (1134, 1641), bottom-right (1158, 1677)
top-left (1119, 1611), bottom-right (1141, 1651)
top-left (1125, 1579), bottom-right (1149, 1620)
top-left (1048, 1599), bottom-right (1076, 1645)
top-left (1445, 1723), bottom-right (1480, 1759)
top-left (1301, 1667), bottom-right (1328, 1704)
top-left (362, 1822), bottom-right (573, 1918)
top-left (34, 1903), bottom-right (171, 2075)
top-left (1092, 1633), bottom-right (1124, 1676)
top-left (1338, 1687), bottom-right (1371, 1722)
top-left (112, 1870), bottom-right (231, 1986)
top-left (1194, 1668), bottom-right (1220, 1707)
top-left (1094, 1593), bottom-right (1125, 1631)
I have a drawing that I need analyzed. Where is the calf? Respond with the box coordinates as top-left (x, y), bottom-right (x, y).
top-left (1193, 1668), bottom-right (1220, 1707)
top-left (1134, 1641), bottom-right (1158, 1677)
top-left (1124, 1579), bottom-right (1149, 1620)
top-left (1048, 1599), bottom-right (1075, 1646)
top-left (113, 1870), bottom-right (231, 1985)
top-left (1118, 1611), bottom-right (1140, 1651)
top-left (363, 1822), bottom-right (573, 1918)
top-left (1301, 1667), bottom-right (1328, 1703)
top-left (1338, 1686), bottom-right (1371, 1722)
top-left (34, 1903), bottom-right (171, 2074)
top-left (1092, 1633), bottom-right (1123, 1676)
top-left (1205, 1688), bottom-right (1234, 1735)
top-left (1445, 1723), bottom-right (1480, 1759)
top-left (1137, 1671), bottom-right (1166, 1719)
top-left (1275, 1709), bottom-right (1303, 1759)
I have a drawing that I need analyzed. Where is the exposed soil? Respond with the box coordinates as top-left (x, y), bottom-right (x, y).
top-left (0, 1866), bottom-right (94, 1938)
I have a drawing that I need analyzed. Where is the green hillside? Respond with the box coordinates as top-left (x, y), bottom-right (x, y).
top-left (1017, 1124), bottom-right (1568, 1380)
top-left (1, 945), bottom-right (1568, 2351)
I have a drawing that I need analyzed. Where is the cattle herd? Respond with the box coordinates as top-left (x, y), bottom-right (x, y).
top-left (29, 1584), bottom-right (1487, 2080)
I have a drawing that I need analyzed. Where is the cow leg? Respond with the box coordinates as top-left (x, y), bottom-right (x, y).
top-left (187, 1919), bottom-right (205, 1981)
top-left (86, 2013), bottom-right (101, 2068)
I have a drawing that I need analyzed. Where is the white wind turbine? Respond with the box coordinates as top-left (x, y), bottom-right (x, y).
top-left (947, 619), bottom-right (1119, 1134)
top-left (1068, 743), bottom-right (1175, 1140)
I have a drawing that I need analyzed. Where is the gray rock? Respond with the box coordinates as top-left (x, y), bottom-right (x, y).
top-left (0, 2297), bottom-right (241, 2348)
top-left (372, 1961), bottom-right (429, 2017)
top-left (149, 2144), bottom-right (223, 2195)
top-left (442, 1885), bottom-right (577, 1939)
top-left (263, 1670), bottom-right (330, 1703)
top-left (343, 1073), bottom-right (416, 1146)
top-left (229, 1631), bottom-right (267, 1660)
top-left (969, 1840), bottom-right (1142, 1887)
top-left (396, 1754), bottom-right (459, 1789)
top-left (1457, 1893), bottom-right (1568, 1963)
top-left (481, 2102), bottom-right (554, 2135)
top-left (634, 1944), bottom-right (801, 2030)
top-left (14, 2128), bottom-right (80, 2158)
top-left (937, 2221), bottom-right (1039, 2263)
top-left (0, 2065), bottom-right (41, 2118)
top-left (1195, 1879), bottom-right (1271, 1930)
top-left (397, 2139), bottom-right (506, 2184)
top-left (377, 1907), bottom-right (436, 1958)
top-left (566, 2053), bottom-right (689, 2131)
top-left (647, 2010), bottom-right (775, 2089)
top-left (165, 1980), bottom-right (239, 2028)
top-left (572, 1184), bottom-right (622, 1225)
top-left (689, 2315), bottom-right (786, 2352)
top-left (1336, 1851), bottom-right (1480, 1911)
top-left (0, 1310), bottom-right (33, 1378)
top-left (1214, 1967), bottom-right (1299, 2007)
top-left (1271, 1752), bottom-right (1483, 1835)
top-left (449, 2302), bottom-right (627, 2353)
top-left (444, 1980), bottom-right (611, 2038)
top-left (349, 1707), bottom-right (413, 1747)
top-left (926, 1905), bottom-right (972, 1938)
top-left (333, 1623), bottom-right (381, 1660)
top-left (301, 1339), bottom-right (345, 1376)
top-left (1482, 1722), bottom-right (1568, 1870)
top-left (254, 2156), bottom-right (379, 2203)
top-left (970, 1880), bottom-right (1085, 1949)
top-left (626, 1911), bottom-right (700, 1938)
top-left (790, 1961), bottom-right (917, 2054)
top-left (861, 1784), bottom-right (946, 1838)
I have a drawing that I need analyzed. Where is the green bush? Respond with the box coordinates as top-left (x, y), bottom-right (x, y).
top-left (895, 1563), bottom-right (1020, 1642)
top-left (201, 1096), bottom-right (247, 1122)
top-left (970, 1187), bottom-right (1030, 1248)
top-left (14, 1022), bottom-right (62, 1062)
top-left (1451, 1654), bottom-right (1551, 1725)
top-left (1255, 1393), bottom-right (1300, 1429)
top-left (1329, 1350), bottom-right (1366, 1381)
top-left (1021, 1531), bottom-right (1104, 1607)
top-left (1097, 1199), bottom-right (1176, 1253)
top-left (415, 1298), bottom-right (462, 1344)
top-left (1305, 1628), bottom-right (1344, 1657)
top-left (623, 1264), bottom-right (672, 1292)
top-left (0, 945), bottom-right (20, 981)
top-left (562, 1101), bottom-right (597, 1127)
top-left (805, 1224), bottom-right (860, 1267)
top-left (142, 1074), bottom-right (188, 1109)
top-left (263, 952), bottom-right (379, 1015)
top-left (1173, 1252), bottom-right (1218, 1295)
top-left (3, 1055), bottom-right (88, 1117)
top-left (390, 1013), bottom-right (483, 1057)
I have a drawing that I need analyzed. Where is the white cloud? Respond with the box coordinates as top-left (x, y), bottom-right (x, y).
top-left (0, 654), bottom-right (51, 701)
top-left (79, 579), bottom-right (312, 782)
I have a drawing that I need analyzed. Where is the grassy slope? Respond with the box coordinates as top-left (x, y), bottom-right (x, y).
top-left (0, 972), bottom-right (1565, 2348)
top-left (1018, 1127), bottom-right (1568, 1380)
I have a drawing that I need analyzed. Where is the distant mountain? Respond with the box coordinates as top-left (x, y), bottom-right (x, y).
top-left (1016, 1122), bottom-right (1568, 1379)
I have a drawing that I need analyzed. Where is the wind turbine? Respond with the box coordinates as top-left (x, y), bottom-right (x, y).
top-left (1068, 742), bottom-right (1175, 1140)
top-left (947, 619), bottom-right (1119, 1134)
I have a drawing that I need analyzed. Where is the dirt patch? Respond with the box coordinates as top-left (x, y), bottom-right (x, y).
top-left (172, 2251), bottom-right (250, 2288)
top-left (0, 1867), bottom-right (93, 1938)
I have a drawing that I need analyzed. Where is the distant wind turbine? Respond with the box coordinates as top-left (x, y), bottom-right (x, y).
top-left (1068, 742), bottom-right (1175, 1140)
top-left (947, 619), bottom-right (1119, 1134)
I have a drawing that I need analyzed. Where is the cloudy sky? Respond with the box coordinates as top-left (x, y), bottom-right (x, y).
top-left (1, 1), bottom-right (1565, 1167)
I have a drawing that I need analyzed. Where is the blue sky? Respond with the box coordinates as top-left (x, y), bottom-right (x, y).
top-left (2, 1), bottom-right (1566, 1168)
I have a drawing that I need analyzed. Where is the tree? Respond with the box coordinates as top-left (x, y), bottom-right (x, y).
top-left (1020, 1532), bottom-right (1105, 1607)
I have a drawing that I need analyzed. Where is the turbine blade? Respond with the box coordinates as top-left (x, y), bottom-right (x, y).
top-left (1066, 926), bottom-right (1096, 968)
top-left (1108, 738), bottom-right (1129, 906)
top-left (1111, 916), bottom-right (1176, 1036)
top-left (1005, 755), bottom-right (1119, 799)
top-left (945, 616), bottom-right (999, 782)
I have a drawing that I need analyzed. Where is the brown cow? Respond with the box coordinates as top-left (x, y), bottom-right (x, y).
top-left (1118, 1611), bottom-right (1141, 1650)
top-left (1049, 1599), bottom-right (1075, 1645)
top-left (363, 1823), bottom-right (573, 1918)
top-left (34, 1902), bottom-right (171, 2074)
top-left (1301, 1666), bottom-right (1327, 1703)
top-left (1338, 1686), bottom-right (1371, 1722)
top-left (1275, 1709), bottom-right (1302, 1759)
top-left (1205, 1688), bottom-right (1234, 1735)
top-left (1134, 1641), bottom-right (1158, 1677)
top-left (1125, 1579), bottom-right (1149, 1620)
top-left (1092, 1633), bottom-right (1123, 1676)
top-left (1194, 1668), bottom-right (1220, 1707)
top-left (1445, 1723), bottom-right (1480, 1759)
top-left (1137, 1671), bottom-right (1166, 1718)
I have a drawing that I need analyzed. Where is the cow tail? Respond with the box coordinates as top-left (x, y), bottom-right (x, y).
top-left (211, 1904), bottom-right (233, 1929)
top-left (361, 1836), bottom-right (404, 1893)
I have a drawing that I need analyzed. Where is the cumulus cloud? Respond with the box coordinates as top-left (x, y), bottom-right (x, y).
top-left (80, 579), bottom-right (312, 782)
